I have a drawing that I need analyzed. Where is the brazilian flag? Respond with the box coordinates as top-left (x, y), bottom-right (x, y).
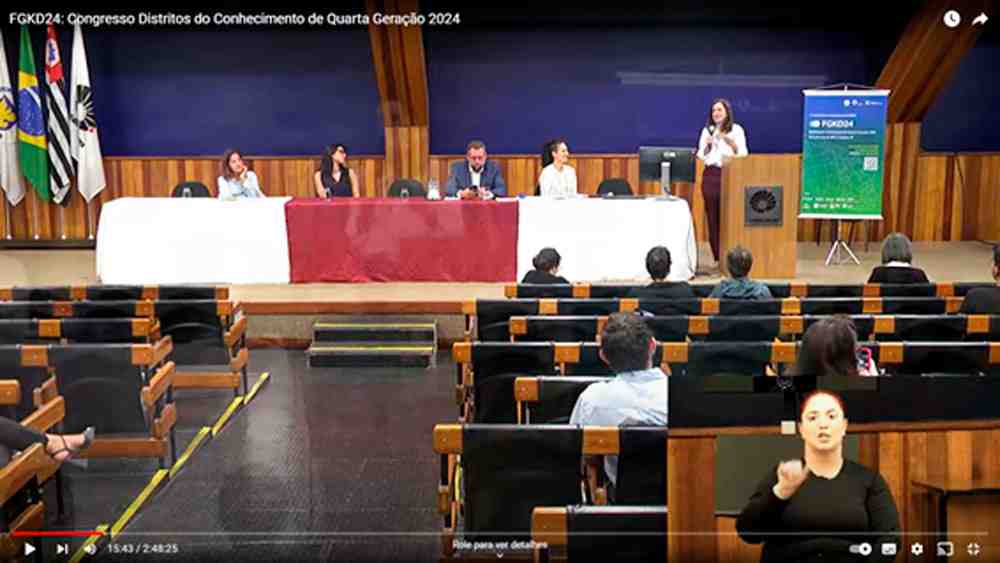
top-left (18, 25), bottom-right (49, 201)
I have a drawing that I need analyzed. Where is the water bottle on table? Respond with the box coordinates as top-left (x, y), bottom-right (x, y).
top-left (427, 179), bottom-right (440, 200)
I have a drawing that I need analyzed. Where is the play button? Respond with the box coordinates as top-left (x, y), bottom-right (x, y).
top-left (24, 543), bottom-right (35, 556)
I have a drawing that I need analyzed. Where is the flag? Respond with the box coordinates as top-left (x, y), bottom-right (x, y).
top-left (0, 29), bottom-right (25, 206)
top-left (45, 25), bottom-right (72, 205)
top-left (70, 24), bottom-right (105, 202)
top-left (18, 25), bottom-right (49, 201)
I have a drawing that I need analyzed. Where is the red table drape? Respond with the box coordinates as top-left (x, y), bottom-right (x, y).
top-left (285, 199), bottom-right (519, 282)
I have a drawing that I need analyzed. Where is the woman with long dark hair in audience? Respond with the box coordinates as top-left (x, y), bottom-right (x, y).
top-left (313, 144), bottom-right (360, 198)
top-left (521, 247), bottom-right (570, 284)
top-left (867, 232), bottom-right (928, 284)
top-left (790, 316), bottom-right (878, 377)
top-left (217, 149), bottom-right (264, 200)
top-left (737, 389), bottom-right (900, 562)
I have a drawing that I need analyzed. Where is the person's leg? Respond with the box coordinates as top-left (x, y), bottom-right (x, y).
top-left (0, 415), bottom-right (46, 451)
top-left (702, 167), bottom-right (722, 263)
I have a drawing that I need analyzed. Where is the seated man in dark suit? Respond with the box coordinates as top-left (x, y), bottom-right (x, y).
top-left (445, 140), bottom-right (508, 199)
top-left (961, 244), bottom-right (1000, 314)
top-left (627, 246), bottom-right (695, 300)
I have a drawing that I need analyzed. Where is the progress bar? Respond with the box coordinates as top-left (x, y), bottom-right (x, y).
top-left (12, 530), bottom-right (106, 538)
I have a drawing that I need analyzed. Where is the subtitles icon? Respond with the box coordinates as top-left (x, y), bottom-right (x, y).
top-left (881, 543), bottom-right (897, 556)
top-left (938, 541), bottom-right (955, 556)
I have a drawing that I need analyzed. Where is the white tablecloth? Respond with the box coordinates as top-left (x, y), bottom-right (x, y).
top-left (96, 197), bottom-right (292, 285)
top-left (517, 196), bottom-right (698, 282)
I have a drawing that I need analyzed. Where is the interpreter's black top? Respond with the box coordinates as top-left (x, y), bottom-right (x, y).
top-left (960, 286), bottom-right (1000, 314)
top-left (626, 281), bottom-right (696, 300)
top-left (521, 270), bottom-right (570, 285)
top-left (736, 459), bottom-right (900, 563)
top-left (866, 266), bottom-right (928, 284)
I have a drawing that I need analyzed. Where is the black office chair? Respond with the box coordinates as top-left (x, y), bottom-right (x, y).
top-left (387, 179), bottom-right (426, 198)
top-left (597, 178), bottom-right (633, 197)
top-left (170, 181), bottom-right (211, 198)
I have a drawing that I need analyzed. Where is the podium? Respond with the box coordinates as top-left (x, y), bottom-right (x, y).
top-left (718, 154), bottom-right (801, 278)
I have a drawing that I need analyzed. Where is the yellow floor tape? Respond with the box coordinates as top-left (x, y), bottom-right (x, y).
top-left (242, 371), bottom-right (270, 406)
top-left (111, 469), bottom-right (169, 540)
top-left (168, 427), bottom-right (211, 480)
top-left (212, 396), bottom-right (244, 436)
top-left (69, 523), bottom-right (108, 563)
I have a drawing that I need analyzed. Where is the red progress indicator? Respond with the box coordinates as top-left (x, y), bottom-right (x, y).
top-left (11, 530), bottom-right (105, 538)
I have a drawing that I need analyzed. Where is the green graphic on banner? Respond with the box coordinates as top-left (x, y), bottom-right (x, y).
top-left (799, 90), bottom-right (889, 219)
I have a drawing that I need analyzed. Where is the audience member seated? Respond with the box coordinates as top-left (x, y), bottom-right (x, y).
top-left (521, 247), bottom-right (570, 284)
top-left (960, 244), bottom-right (1000, 314)
top-left (569, 312), bottom-right (667, 494)
top-left (627, 246), bottom-right (696, 300)
top-left (0, 417), bottom-right (94, 463)
top-left (313, 143), bottom-right (359, 198)
top-left (538, 138), bottom-right (578, 197)
top-left (445, 140), bottom-right (507, 199)
top-left (217, 148), bottom-right (264, 200)
top-left (736, 390), bottom-right (900, 562)
top-left (709, 245), bottom-right (772, 300)
top-left (867, 232), bottom-right (929, 284)
top-left (790, 316), bottom-right (879, 377)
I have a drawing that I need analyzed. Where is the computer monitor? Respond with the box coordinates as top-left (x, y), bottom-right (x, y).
top-left (638, 146), bottom-right (696, 195)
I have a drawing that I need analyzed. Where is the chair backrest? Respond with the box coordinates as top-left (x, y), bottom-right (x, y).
top-left (170, 181), bottom-right (211, 198)
top-left (48, 343), bottom-right (153, 434)
top-left (387, 179), bottom-right (426, 198)
top-left (469, 343), bottom-right (556, 423)
top-left (153, 300), bottom-right (231, 365)
top-left (461, 425), bottom-right (584, 542)
top-left (615, 427), bottom-right (667, 505)
top-left (596, 178), bottom-right (633, 196)
top-left (564, 506), bottom-right (667, 562)
top-left (520, 376), bottom-right (607, 424)
top-left (0, 346), bottom-right (48, 420)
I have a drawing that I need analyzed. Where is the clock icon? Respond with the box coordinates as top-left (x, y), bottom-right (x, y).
top-left (943, 10), bottom-right (962, 28)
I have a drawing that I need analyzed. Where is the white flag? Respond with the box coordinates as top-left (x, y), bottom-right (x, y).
top-left (70, 24), bottom-right (105, 202)
top-left (45, 24), bottom-right (72, 205)
top-left (0, 29), bottom-right (26, 206)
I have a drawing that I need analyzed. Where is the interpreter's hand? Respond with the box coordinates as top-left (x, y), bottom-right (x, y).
top-left (773, 459), bottom-right (809, 500)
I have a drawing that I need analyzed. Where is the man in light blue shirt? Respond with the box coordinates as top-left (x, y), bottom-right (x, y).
top-left (569, 312), bottom-right (667, 488)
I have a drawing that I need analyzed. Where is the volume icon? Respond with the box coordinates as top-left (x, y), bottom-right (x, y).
top-left (84, 544), bottom-right (98, 555)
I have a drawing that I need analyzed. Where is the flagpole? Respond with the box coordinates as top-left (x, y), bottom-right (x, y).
top-left (2, 197), bottom-right (10, 240)
top-left (30, 192), bottom-right (40, 240)
top-left (87, 198), bottom-right (96, 240)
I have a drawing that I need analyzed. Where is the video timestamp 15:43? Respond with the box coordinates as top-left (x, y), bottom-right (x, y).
top-left (106, 543), bottom-right (180, 555)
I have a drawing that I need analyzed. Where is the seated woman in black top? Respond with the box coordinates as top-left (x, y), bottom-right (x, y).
top-left (313, 144), bottom-right (359, 198)
top-left (961, 244), bottom-right (1000, 314)
top-left (737, 390), bottom-right (900, 562)
top-left (867, 232), bottom-right (928, 284)
top-left (627, 246), bottom-right (695, 300)
top-left (521, 247), bottom-right (569, 284)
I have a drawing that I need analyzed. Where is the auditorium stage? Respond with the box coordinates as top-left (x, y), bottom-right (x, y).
top-left (2, 241), bottom-right (995, 345)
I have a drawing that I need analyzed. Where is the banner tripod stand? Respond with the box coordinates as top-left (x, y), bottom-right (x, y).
top-left (824, 219), bottom-right (861, 266)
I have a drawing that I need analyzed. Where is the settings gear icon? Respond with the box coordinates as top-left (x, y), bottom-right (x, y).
top-left (911, 543), bottom-right (924, 556)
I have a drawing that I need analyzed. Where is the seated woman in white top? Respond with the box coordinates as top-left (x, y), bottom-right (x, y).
top-left (538, 139), bottom-right (578, 197)
top-left (217, 148), bottom-right (264, 200)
